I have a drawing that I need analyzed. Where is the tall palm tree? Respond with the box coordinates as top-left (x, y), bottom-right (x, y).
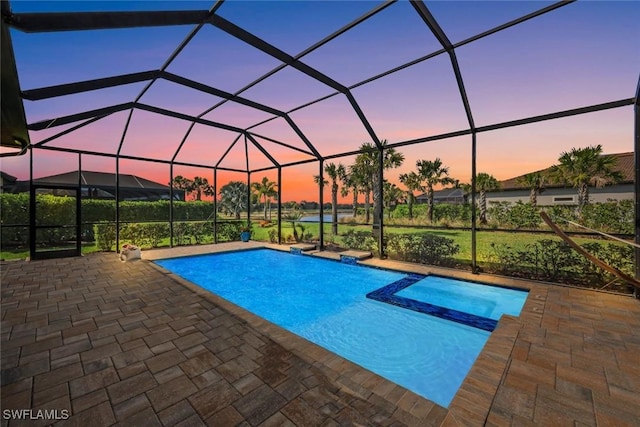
top-left (354, 141), bottom-right (404, 229)
top-left (349, 162), bottom-right (372, 223)
top-left (549, 145), bottom-right (622, 213)
top-left (517, 172), bottom-right (545, 207)
top-left (267, 189), bottom-right (278, 220)
top-left (313, 175), bottom-right (329, 187)
top-left (476, 173), bottom-right (499, 224)
top-left (399, 171), bottom-right (423, 220)
top-left (219, 181), bottom-right (248, 219)
top-left (383, 181), bottom-right (403, 220)
top-left (416, 158), bottom-right (454, 223)
top-left (251, 177), bottom-right (277, 220)
top-left (314, 163), bottom-right (345, 235)
top-left (341, 169), bottom-right (361, 218)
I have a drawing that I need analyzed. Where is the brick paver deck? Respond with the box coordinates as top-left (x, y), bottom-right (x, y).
top-left (2, 245), bottom-right (639, 426)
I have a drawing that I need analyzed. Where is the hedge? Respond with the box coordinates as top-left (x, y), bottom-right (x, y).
top-left (341, 229), bottom-right (460, 266)
top-left (1, 193), bottom-right (217, 225)
top-left (488, 239), bottom-right (634, 292)
top-left (93, 220), bottom-right (247, 251)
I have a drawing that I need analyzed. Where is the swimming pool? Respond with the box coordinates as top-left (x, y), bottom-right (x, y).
top-left (155, 248), bottom-right (528, 407)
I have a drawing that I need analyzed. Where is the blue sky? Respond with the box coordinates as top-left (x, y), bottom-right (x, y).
top-left (3, 1), bottom-right (639, 201)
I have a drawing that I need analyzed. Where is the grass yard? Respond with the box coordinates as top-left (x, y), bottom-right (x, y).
top-left (1, 221), bottom-right (615, 266)
top-left (251, 222), bottom-right (608, 265)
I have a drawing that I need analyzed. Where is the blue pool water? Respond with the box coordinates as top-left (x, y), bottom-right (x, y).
top-left (396, 276), bottom-right (529, 321)
top-left (155, 249), bottom-right (527, 407)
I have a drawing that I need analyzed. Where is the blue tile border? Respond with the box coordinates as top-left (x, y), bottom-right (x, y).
top-left (340, 255), bottom-right (358, 265)
top-left (366, 274), bottom-right (498, 332)
top-left (290, 247), bottom-right (303, 255)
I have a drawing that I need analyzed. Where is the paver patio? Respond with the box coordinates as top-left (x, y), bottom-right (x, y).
top-left (1, 244), bottom-right (639, 426)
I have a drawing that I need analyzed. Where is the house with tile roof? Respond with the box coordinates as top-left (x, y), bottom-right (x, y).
top-left (485, 152), bottom-right (634, 205)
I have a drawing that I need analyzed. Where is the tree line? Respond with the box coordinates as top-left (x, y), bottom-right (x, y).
top-left (176, 143), bottom-right (622, 229)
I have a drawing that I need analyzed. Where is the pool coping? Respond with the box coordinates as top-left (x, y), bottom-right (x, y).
top-left (148, 258), bottom-right (451, 423)
top-left (144, 242), bottom-right (548, 424)
top-left (5, 244), bottom-right (638, 425)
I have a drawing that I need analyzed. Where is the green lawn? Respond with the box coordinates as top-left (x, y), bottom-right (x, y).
top-left (251, 222), bottom-right (606, 265)
top-left (1, 222), bottom-right (612, 266)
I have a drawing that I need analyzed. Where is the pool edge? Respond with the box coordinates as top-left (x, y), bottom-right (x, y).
top-left (146, 247), bottom-right (537, 425)
top-left (147, 258), bottom-right (454, 423)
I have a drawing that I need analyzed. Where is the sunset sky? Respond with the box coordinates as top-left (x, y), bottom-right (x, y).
top-left (2, 0), bottom-right (638, 202)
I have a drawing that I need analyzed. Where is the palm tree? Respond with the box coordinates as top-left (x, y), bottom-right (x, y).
top-left (192, 176), bottom-right (212, 201)
top-left (476, 173), bottom-right (499, 224)
top-left (383, 181), bottom-right (403, 220)
top-left (549, 145), bottom-right (622, 213)
top-left (456, 181), bottom-right (472, 204)
top-left (312, 174), bottom-right (329, 222)
top-left (219, 181), bottom-right (248, 219)
top-left (314, 163), bottom-right (345, 235)
top-left (416, 158), bottom-right (454, 223)
top-left (399, 171), bottom-right (423, 220)
top-left (251, 177), bottom-right (277, 220)
top-left (283, 201), bottom-right (303, 242)
top-left (349, 162), bottom-right (372, 223)
top-left (266, 189), bottom-right (278, 220)
top-left (517, 172), bottom-right (545, 207)
top-left (341, 169), bottom-right (361, 218)
top-left (354, 141), bottom-right (404, 229)
top-left (170, 175), bottom-right (194, 201)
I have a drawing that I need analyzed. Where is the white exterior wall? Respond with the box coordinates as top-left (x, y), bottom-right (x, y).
top-left (486, 183), bottom-right (634, 205)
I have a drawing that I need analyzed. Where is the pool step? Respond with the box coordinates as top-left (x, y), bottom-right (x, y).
top-left (339, 250), bottom-right (372, 264)
top-left (290, 243), bottom-right (316, 255)
top-left (367, 275), bottom-right (498, 332)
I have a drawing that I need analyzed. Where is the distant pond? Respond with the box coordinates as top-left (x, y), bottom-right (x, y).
top-left (298, 213), bottom-right (352, 223)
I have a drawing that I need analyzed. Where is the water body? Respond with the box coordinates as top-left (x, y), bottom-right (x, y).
top-left (298, 213), bottom-right (352, 222)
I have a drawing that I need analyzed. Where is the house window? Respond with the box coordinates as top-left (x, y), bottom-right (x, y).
top-left (552, 196), bottom-right (575, 204)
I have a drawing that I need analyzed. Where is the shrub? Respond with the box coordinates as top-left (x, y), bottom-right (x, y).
top-left (0, 225), bottom-right (28, 249)
top-left (488, 239), bottom-right (633, 292)
top-left (188, 221), bottom-right (211, 244)
top-left (392, 204), bottom-right (427, 220)
top-left (118, 222), bottom-right (170, 249)
top-left (578, 242), bottom-right (634, 285)
top-left (82, 199), bottom-right (115, 223)
top-left (119, 223), bottom-right (142, 247)
top-left (217, 222), bottom-right (243, 242)
top-left (173, 222), bottom-right (190, 246)
top-left (534, 239), bottom-right (580, 280)
top-left (144, 223), bottom-right (170, 248)
top-left (95, 223), bottom-right (116, 251)
top-left (386, 233), bottom-right (459, 266)
top-left (487, 201), bottom-right (510, 226)
top-left (341, 230), bottom-right (378, 252)
top-left (487, 201), bottom-right (540, 229)
top-left (489, 239), bottom-right (579, 281)
top-left (433, 203), bottom-right (472, 224)
top-left (581, 200), bottom-right (633, 234)
top-left (507, 202), bottom-right (541, 229)
top-left (0, 193), bottom-right (30, 225)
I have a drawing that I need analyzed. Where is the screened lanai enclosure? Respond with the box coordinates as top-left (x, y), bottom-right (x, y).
top-left (1, 1), bottom-right (639, 291)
